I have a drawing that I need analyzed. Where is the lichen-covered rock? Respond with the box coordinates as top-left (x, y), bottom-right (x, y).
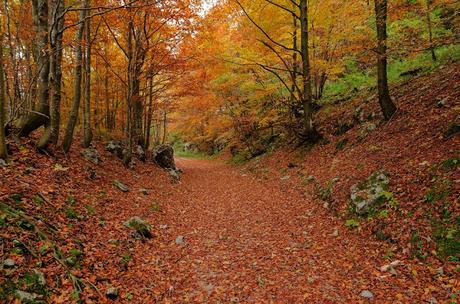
top-left (81, 147), bottom-right (101, 165)
top-left (105, 140), bottom-right (124, 159)
top-left (350, 171), bottom-right (390, 215)
top-left (152, 144), bottom-right (176, 170)
top-left (124, 216), bottom-right (152, 238)
top-left (136, 145), bottom-right (146, 162)
top-left (106, 287), bottom-right (118, 300)
top-left (113, 180), bottom-right (129, 192)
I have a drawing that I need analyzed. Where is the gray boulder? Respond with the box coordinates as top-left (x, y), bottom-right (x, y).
top-left (81, 147), bottom-right (101, 165)
top-left (350, 172), bottom-right (390, 215)
top-left (152, 144), bottom-right (176, 170)
top-left (153, 144), bottom-right (182, 181)
top-left (113, 180), bottom-right (129, 192)
top-left (105, 140), bottom-right (124, 159)
top-left (136, 145), bottom-right (146, 162)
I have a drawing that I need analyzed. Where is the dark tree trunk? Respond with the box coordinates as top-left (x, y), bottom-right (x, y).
top-left (62, 1), bottom-right (86, 153)
top-left (374, 0), bottom-right (397, 120)
top-left (0, 34), bottom-right (8, 161)
top-left (37, 0), bottom-right (64, 149)
top-left (83, 0), bottom-right (93, 148)
top-left (18, 0), bottom-right (50, 137)
top-left (299, 0), bottom-right (321, 141)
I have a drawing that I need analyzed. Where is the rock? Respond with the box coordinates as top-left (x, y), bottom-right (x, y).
top-left (159, 224), bottom-right (168, 229)
top-left (360, 290), bottom-right (374, 299)
top-left (136, 145), bottom-right (146, 162)
top-left (281, 175), bottom-right (291, 181)
top-left (15, 290), bottom-right (39, 302)
top-left (366, 123), bottom-right (377, 132)
top-left (113, 180), bottom-right (129, 192)
top-left (3, 258), bottom-right (16, 268)
top-left (175, 235), bottom-right (185, 245)
top-left (81, 147), bottom-right (101, 165)
top-left (0, 159), bottom-right (7, 167)
top-left (331, 177), bottom-right (340, 184)
top-left (33, 269), bottom-right (46, 286)
top-left (106, 287), bottom-right (118, 300)
top-left (124, 217), bottom-right (152, 238)
top-left (331, 228), bottom-right (339, 237)
top-left (306, 175), bottom-right (316, 182)
top-left (152, 144), bottom-right (176, 170)
top-left (139, 188), bottom-right (149, 195)
top-left (435, 267), bottom-right (444, 276)
top-left (436, 98), bottom-right (447, 108)
top-left (105, 141), bottom-right (124, 159)
top-left (428, 297), bottom-right (438, 304)
top-left (169, 169), bottom-right (181, 182)
top-left (380, 260), bottom-right (402, 273)
top-left (350, 171), bottom-right (390, 215)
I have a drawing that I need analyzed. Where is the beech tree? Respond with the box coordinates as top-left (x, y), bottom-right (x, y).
top-left (374, 0), bottom-right (397, 120)
top-left (0, 30), bottom-right (7, 161)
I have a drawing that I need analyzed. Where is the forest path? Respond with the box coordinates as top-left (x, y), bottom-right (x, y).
top-left (126, 157), bottom-right (407, 303)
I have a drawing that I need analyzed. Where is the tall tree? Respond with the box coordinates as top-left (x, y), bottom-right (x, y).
top-left (299, 0), bottom-right (320, 141)
top-left (62, 1), bottom-right (86, 153)
top-left (18, 0), bottom-right (50, 137)
top-left (37, 0), bottom-right (65, 149)
top-left (0, 31), bottom-right (8, 161)
top-left (83, 0), bottom-right (93, 148)
top-left (374, 0), bottom-right (397, 120)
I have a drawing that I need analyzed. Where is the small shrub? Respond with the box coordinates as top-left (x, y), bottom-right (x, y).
top-left (65, 208), bottom-right (79, 220)
top-left (335, 138), bottom-right (348, 150)
top-left (345, 219), bottom-right (360, 228)
top-left (443, 122), bottom-right (460, 138)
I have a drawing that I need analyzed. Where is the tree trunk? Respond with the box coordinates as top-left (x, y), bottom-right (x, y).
top-left (37, 0), bottom-right (64, 149)
top-left (0, 34), bottom-right (8, 161)
top-left (374, 0), bottom-right (397, 120)
top-left (82, 0), bottom-right (93, 148)
top-left (425, 0), bottom-right (437, 62)
top-left (61, 2), bottom-right (86, 153)
top-left (299, 0), bottom-right (321, 141)
top-left (18, 0), bottom-right (50, 137)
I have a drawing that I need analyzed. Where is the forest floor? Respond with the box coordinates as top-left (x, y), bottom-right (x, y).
top-left (1, 63), bottom-right (459, 303)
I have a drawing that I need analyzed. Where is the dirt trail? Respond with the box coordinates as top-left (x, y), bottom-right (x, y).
top-left (112, 158), bottom-right (412, 303)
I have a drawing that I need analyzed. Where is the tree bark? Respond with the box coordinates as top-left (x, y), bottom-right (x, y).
top-left (18, 0), bottom-right (50, 137)
top-left (425, 0), bottom-right (437, 62)
top-left (0, 33), bottom-right (8, 161)
top-left (374, 0), bottom-right (397, 120)
top-left (299, 0), bottom-right (321, 141)
top-left (37, 0), bottom-right (64, 149)
top-left (82, 0), bottom-right (93, 148)
top-left (61, 2), bottom-right (86, 153)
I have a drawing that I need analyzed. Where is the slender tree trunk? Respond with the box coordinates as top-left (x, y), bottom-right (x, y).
top-left (290, 10), bottom-right (300, 119)
top-left (374, 0), bottom-right (397, 120)
top-left (61, 3), bottom-right (86, 153)
top-left (18, 0), bottom-right (50, 137)
top-left (3, 0), bottom-right (21, 107)
top-left (162, 110), bottom-right (167, 144)
top-left (123, 20), bottom-right (134, 165)
top-left (0, 34), bottom-right (8, 161)
top-left (104, 51), bottom-right (112, 130)
top-left (299, 0), bottom-right (320, 141)
top-left (144, 75), bottom-right (153, 151)
top-left (425, 0), bottom-right (437, 62)
top-left (83, 0), bottom-right (92, 148)
top-left (37, 0), bottom-right (64, 149)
